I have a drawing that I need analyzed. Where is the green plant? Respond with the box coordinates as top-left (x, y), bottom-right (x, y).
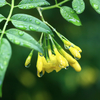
top-left (0, 0), bottom-right (100, 97)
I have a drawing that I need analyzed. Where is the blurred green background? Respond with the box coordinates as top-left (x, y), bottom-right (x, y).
top-left (1, 0), bottom-right (100, 100)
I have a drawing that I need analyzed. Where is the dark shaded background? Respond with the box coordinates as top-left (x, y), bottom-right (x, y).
top-left (0, 0), bottom-right (100, 100)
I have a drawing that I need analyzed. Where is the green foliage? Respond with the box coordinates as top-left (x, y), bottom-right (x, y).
top-left (0, 0), bottom-right (7, 7)
top-left (18, 0), bottom-right (50, 9)
top-left (90, 0), bottom-right (100, 14)
top-left (60, 6), bottom-right (81, 26)
top-left (0, 38), bottom-right (12, 97)
top-left (72, 0), bottom-right (85, 14)
top-left (6, 28), bottom-right (43, 53)
top-left (0, 14), bottom-right (5, 23)
top-left (0, 0), bottom-right (100, 97)
top-left (11, 14), bottom-right (53, 35)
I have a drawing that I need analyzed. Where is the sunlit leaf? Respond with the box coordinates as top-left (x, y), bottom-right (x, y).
top-left (0, 38), bottom-right (12, 97)
top-left (11, 14), bottom-right (53, 35)
top-left (18, 0), bottom-right (50, 9)
top-left (6, 28), bottom-right (43, 53)
top-left (72, 0), bottom-right (85, 14)
top-left (90, 0), bottom-right (100, 14)
top-left (60, 6), bottom-right (81, 26)
top-left (0, 14), bottom-right (5, 22)
top-left (0, 0), bottom-right (6, 7)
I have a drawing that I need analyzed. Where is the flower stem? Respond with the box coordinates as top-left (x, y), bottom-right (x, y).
top-left (41, 0), bottom-right (69, 11)
top-left (0, 0), bottom-right (14, 42)
top-left (55, 0), bottom-right (58, 4)
top-left (44, 21), bottom-right (63, 41)
top-left (37, 7), bottom-right (45, 22)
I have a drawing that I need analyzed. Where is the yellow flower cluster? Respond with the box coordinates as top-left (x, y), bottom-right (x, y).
top-left (36, 39), bottom-right (82, 77)
top-left (24, 38), bottom-right (82, 78)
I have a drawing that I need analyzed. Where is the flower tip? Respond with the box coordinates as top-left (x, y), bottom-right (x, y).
top-left (25, 56), bottom-right (31, 67)
top-left (74, 45), bottom-right (82, 53)
top-left (75, 66), bottom-right (81, 72)
top-left (70, 61), bottom-right (81, 72)
top-left (37, 71), bottom-right (44, 78)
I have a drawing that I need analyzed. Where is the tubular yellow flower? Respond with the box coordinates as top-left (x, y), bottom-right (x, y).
top-left (44, 63), bottom-right (55, 73)
top-left (70, 60), bottom-right (81, 72)
top-left (48, 49), bottom-right (58, 66)
top-left (25, 56), bottom-right (31, 67)
top-left (25, 50), bottom-right (33, 67)
top-left (36, 53), bottom-right (45, 77)
top-left (63, 40), bottom-right (72, 46)
top-left (54, 48), bottom-right (69, 68)
top-left (69, 47), bottom-right (81, 59)
top-left (42, 56), bottom-right (54, 73)
top-left (74, 45), bottom-right (82, 53)
top-left (59, 48), bottom-right (76, 64)
top-left (48, 49), bottom-right (62, 72)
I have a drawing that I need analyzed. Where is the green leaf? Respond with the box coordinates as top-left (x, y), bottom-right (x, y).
top-left (0, 14), bottom-right (5, 22)
top-left (18, 0), bottom-right (50, 9)
top-left (60, 6), bottom-right (81, 26)
top-left (6, 28), bottom-right (43, 53)
top-left (72, 0), bottom-right (85, 14)
top-left (11, 14), bottom-right (53, 35)
top-left (90, 0), bottom-right (100, 14)
top-left (0, 0), bottom-right (6, 7)
top-left (0, 38), bottom-right (12, 97)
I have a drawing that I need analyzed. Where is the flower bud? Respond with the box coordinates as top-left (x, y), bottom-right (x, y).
top-left (69, 47), bottom-right (81, 59)
top-left (25, 56), bottom-right (31, 67)
top-left (54, 48), bottom-right (69, 68)
top-left (70, 61), bottom-right (81, 72)
top-left (59, 48), bottom-right (76, 64)
top-left (74, 45), bottom-right (82, 53)
top-left (64, 40), bottom-right (72, 46)
top-left (36, 53), bottom-right (44, 77)
top-left (25, 50), bottom-right (33, 67)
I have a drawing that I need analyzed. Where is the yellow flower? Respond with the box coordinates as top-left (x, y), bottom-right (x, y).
top-left (74, 45), bottom-right (82, 53)
top-left (54, 48), bottom-right (69, 68)
top-left (63, 40), bottom-right (72, 46)
top-left (25, 56), bottom-right (31, 67)
top-left (70, 60), bottom-right (81, 72)
top-left (25, 50), bottom-right (33, 67)
top-left (69, 47), bottom-right (81, 59)
top-left (36, 53), bottom-right (45, 77)
top-left (59, 48), bottom-right (76, 64)
top-left (48, 49), bottom-right (62, 72)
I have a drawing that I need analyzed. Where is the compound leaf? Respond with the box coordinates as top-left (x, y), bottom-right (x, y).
top-left (18, 0), bottom-right (50, 9)
top-left (0, 0), bottom-right (7, 7)
top-left (11, 14), bottom-right (53, 35)
top-left (60, 6), bottom-right (82, 26)
top-left (0, 14), bottom-right (5, 23)
top-left (6, 28), bottom-right (43, 53)
top-left (0, 38), bottom-right (12, 97)
top-left (90, 0), bottom-right (100, 14)
top-left (72, 0), bottom-right (85, 14)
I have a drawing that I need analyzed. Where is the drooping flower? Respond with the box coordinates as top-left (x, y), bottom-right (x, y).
top-left (54, 48), bottom-right (69, 68)
top-left (25, 50), bottom-right (33, 67)
top-left (59, 48), bottom-right (76, 64)
top-left (69, 60), bottom-right (81, 72)
top-left (57, 46), bottom-right (81, 72)
top-left (63, 40), bottom-right (72, 46)
top-left (69, 46), bottom-right (81, 59)
top-left (36, 53), bottom-right (45, 77)
top-left (48, 48), bottom-right (62, 72)
top-left (73, 45), bottom-right (82, 53)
